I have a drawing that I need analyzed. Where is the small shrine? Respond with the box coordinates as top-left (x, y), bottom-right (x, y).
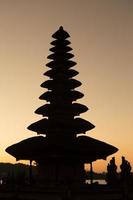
top-left (6, 27), bottom-right (118, 186)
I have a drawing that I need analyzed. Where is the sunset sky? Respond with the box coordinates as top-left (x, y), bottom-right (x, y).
top-left (0, 0), bottom-right (132, 172)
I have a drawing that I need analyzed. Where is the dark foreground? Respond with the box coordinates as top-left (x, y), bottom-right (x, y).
top-left (0, 184), bottom-right (133, 200)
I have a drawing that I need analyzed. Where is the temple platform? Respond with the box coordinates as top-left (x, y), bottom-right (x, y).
top-left (0, 185), bottom-right (133, 200)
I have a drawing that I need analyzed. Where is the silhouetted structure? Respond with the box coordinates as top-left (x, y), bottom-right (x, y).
top-left (6, 27), bottom-right (118, 187)
top-left (106, 157), bottom-right (118, 186)
top-left (120, 156), bottom-right (132, 186)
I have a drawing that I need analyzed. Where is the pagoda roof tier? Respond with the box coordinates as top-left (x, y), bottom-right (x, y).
top-left (39, 91), bottom-right (84, 102)
top-left (41, 79), bottom-right (81, 90)
top-left (50, 46), bottom-right (72, 53)
top-left (27, 118), bottom-right (95, 135)
top-left (44, 69), bottom-right (79, 79)
top-left (52, 26), bottom-right (70, 39)
top-left (51, 39), bottom-right (71, 46)
top-left (47, 53), bottom-right (74, 60)
top-left (46, 60), bottom-right (77, 69)
top-left (35, 103), bottom-right (88, 116)
top-left (6, 136), bottom-right (118, 163)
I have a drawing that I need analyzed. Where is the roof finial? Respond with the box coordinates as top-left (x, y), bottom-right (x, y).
top-left (59, 26), bottom-right (63, 30)
top-left (52, 26), bottom-right (70, 39)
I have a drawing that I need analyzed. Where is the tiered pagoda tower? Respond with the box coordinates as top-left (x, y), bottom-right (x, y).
top-left (6, 27), bottom-right (118, 186)
top-left (28, 26), bottom-right (95, 144)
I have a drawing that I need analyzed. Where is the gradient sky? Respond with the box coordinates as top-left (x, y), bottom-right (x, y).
top-left (0, 0), bottom-right (132, 172)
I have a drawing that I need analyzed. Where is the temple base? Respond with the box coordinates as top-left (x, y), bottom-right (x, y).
top-left (35, 160), bottom-right (86, 186)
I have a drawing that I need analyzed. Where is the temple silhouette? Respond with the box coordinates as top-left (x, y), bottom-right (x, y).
top-left (6, 27), bottom-right (118, 186)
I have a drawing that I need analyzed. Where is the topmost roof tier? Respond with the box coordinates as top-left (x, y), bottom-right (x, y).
top-left (52, 26), bottom-right (70, 39)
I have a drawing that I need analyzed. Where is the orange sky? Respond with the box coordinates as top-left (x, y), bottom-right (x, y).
top-left (0, 0), bottom-right (132, 172)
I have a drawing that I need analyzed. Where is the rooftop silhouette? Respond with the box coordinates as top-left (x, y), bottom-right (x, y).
top-left (6, 27), bottom-right (118, 186)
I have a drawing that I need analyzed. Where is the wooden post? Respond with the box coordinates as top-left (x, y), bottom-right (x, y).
top-left (29, 160), bottom-right (32, 184)
top-left (90, 162), bottom-right (93, 185)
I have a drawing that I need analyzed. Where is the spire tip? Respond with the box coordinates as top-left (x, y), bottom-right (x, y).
top-left (59, 26), bottom-right (64, 30)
